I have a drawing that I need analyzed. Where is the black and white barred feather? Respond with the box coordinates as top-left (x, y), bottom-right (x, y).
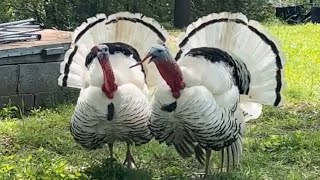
top-left (70, 85), bottom-right (153, 149)
top-left (150, 79), bottom-right (244, 169)
top-left (149, 12), bottom-right (285, 170)
top-left (59, 12), bottom-right (168, 150)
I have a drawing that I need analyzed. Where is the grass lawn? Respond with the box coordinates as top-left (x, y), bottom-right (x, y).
top-left (1, 23), bottom-right (320, 180)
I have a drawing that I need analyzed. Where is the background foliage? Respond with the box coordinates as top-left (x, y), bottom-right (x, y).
top-left (0, 0), bottom-right (280, 30)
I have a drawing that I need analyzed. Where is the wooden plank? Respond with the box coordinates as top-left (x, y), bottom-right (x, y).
top-left (42, 47), bottom-right (65, 56)
top-left (0, 43), bottom-right (70, 59)
top-left (0, 29), bottom-right (72, 51)
top-left (0, 53), bottom-right (65, 66)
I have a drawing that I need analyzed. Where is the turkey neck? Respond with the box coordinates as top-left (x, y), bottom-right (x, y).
top-left (154, 61), bottom-right (185, 98)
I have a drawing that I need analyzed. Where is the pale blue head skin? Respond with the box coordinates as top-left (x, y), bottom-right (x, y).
top-left (97, 44), bottom-right (109, 60)
top-left (147, 44), bottom-right (174, 63)
top-left (129, 44), bottom-right (174, 69)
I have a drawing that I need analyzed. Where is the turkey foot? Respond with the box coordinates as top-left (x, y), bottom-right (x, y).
top-left (123, 143), bottom-right (136, 169)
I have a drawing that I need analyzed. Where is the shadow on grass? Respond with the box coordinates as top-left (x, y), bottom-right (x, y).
top-left (83, 158), bottom-right (152, 180)
top-left (205, 173), bottom-right (245, 180)
top-left (83, 157), bottom-right (245, 180)
top-left (158, 172), bottom-right (244, 180)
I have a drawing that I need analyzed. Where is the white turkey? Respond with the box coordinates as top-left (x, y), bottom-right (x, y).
top-left (131, 12), bottom-right (286, 176)
top-left (58, 12), bottom-right (168, 168)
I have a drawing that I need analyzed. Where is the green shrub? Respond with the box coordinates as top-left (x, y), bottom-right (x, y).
top-left (0, 0), bottom-right (16, 23)
top-left (192, 0), bottom-right (275, 22)
top-left (3, 0), bottom-right (173, 30)
top-left (1, 0), bottom-right (277, 30)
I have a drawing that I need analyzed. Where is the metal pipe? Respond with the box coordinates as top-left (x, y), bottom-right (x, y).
top-left (0, 22), bottom-right (35, 31)
top-left (0, 28), bottom-right (40, 33)
top-left (0, 35), bottom-right (38, 40)
top-left (6, 22), bottom-right (34, 26)
top-left (0, 29), bottom-right (41, 38)
top-left (0, 34), bottom-right (40, 40)
top-left (0, 36), bottom-right (39, 44)
top-left (1, 25), bottom-right (40, 29)
top-left (0, 18), bottom-right (35, 28)
top-left (1, 34), bottom-right (40, 39)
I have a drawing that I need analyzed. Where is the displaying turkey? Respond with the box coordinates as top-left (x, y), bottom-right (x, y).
top-left (131, 12), bottom-right (286, 176)
top-left (58, 12), bottom-right (168, 168)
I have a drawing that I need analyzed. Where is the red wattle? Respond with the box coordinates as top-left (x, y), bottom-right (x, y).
top-left (155, 62), bottom-right (185, 99)
top-left (102, 85), bottom-right (114, 99)
top-left (101, 62), bottom-right (117, 99)
top-left (172, 91), bottom-right (180, 98)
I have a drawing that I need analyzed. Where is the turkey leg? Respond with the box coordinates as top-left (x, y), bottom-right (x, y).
top-left (123, 143), bottom-right (136, 169)
top-left (108, 143), bottom-right (114, 158)
top-left (204, 149), bottom-right (212, 179)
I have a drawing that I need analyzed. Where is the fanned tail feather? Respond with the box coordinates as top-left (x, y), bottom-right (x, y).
top-left (176, 12), bottom-right (286, 121)
top-left (173, 141), bottom-right (194, 159)
top-left (58, 12), bottom-right (168, 90)
top-left (239, 96), bottom-right (263, 122)
top-left (220, 137), bottom-right (243, 172)
top-left (194, 144), bottom-right (205, 165)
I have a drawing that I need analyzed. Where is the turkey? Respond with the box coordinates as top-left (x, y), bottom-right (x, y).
top-left (58, 12), bottom-right (168, 168)
top-left (131, 12), bottom-right (286, 176)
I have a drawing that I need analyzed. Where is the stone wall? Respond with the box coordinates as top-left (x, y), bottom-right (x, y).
top-left (0, 42), bottom-right (79, 109)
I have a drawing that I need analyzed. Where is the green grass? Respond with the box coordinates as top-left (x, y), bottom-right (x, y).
top-left (1, 23), bottom-right (320, 180)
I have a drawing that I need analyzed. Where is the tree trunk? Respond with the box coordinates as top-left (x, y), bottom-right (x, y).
top-left (173, 0), bottom-right (191, 28)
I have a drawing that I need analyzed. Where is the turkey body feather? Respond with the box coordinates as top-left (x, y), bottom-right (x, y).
top-left (58, 12), bottom-right (168, 168)
top-left (150, 51), bottom-right (245, 170)
top-left (151, 83), bottom-right (243, 150)
top-left (144, 12), bottom-right (286, 175)
top-left (71, 84), bottom-right (152, 149)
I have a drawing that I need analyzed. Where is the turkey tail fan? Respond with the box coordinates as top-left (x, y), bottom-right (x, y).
top-left (58, 12), bottom-right (169, 90)
top-left (175, 12), bottom-right (286, 121)
top-left (174, 141), bottom-right (206, 165)
top-left (220, 137), bottom-right (243, 172)
top-left (194, 144), bottom-right (205, 165)
top-left (239, 96), bottom-right (263, 122)
top-left (173, 141), bottom-right (195, 159)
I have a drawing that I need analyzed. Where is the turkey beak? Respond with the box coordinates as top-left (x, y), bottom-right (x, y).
top-left (129, 53), bottom-right (152, 68)
top-left (98, 52), bottom-right (109, 67)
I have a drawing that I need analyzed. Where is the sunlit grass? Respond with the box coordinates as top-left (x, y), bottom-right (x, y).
top-left (268, 23), bottom-right (320, 103)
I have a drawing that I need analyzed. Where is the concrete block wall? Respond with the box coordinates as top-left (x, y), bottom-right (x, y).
top-left (0, 42), bottom-right (79, 109)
